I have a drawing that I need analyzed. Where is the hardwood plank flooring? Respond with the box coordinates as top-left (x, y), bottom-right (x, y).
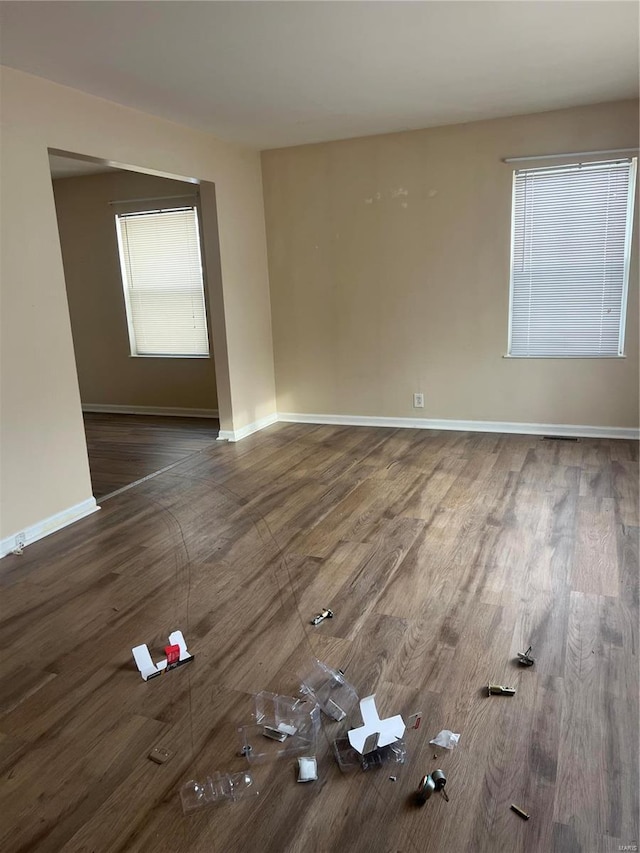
top-left (82, 412), bottom-right (220, 500)
top-left (0, 424), bottom-right (637, 853)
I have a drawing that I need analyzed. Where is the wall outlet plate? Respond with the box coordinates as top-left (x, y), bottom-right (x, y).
top-left (413, 393), bottom-right (424, 408)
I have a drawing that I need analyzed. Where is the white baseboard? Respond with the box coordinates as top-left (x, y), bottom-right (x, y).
top-left (0, 497), bottom-right (100, 559)
top-left (82, 404), bottom-right (219, 418)
top-left (277, 412), bottom-right (639, 440)
top-left (217, 413), bottom-right (279, 443)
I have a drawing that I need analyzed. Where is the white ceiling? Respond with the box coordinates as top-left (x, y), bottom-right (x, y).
top-left (2, 1), bottom-right (638, 150)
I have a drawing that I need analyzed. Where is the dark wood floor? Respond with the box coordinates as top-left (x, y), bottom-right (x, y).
top-left (82, 412), bottom-right (220, 499)
top-left (0, 424), bottom-right (637, 853)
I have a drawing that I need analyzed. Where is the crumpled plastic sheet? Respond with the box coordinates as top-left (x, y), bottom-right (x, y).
top-left (429, 730), bottom-right (460, 749)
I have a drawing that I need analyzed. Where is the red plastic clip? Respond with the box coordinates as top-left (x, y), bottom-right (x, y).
top-left (165, 644), bottom-right (180, 665)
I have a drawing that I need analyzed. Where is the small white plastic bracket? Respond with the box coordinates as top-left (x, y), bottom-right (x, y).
top-left (348, 695), bottom-right (406, 754)
top-left (132, 629), bottom-right (194, 681)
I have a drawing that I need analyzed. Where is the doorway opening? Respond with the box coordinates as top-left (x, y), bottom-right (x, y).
top-left (49, 150), bottom-right (223, 500)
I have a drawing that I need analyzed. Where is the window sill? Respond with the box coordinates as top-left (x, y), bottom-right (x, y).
top-left (129, 354), bottom-right (211, 359)
top-left (503, 354), bottom-right (626, 359)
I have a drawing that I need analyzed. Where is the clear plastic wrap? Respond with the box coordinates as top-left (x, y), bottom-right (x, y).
top-left (429, 730), bottom-right (460, 749)
top-left (180, 771), bottom-right (259, 814)
top-left (333, 736), bottom-right (407, 773)
top-left (237, 690), bottom-right (320, 764)
top-left (300, 660), bottom-right (359, 722)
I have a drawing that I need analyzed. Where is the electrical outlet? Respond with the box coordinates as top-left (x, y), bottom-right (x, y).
top-left (14, 532), bottom-right (26, 554)
top-left (413, 393), bottom-right (424, 408)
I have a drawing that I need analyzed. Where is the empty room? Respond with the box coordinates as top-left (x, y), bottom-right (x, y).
top-left (0, 2), bottom-right (638, 852)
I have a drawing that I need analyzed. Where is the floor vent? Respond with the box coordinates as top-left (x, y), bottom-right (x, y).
top-left (542, 436), bottom-right (579, 442)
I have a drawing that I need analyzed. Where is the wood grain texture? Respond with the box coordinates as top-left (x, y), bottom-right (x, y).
top-left (0, 425), bottom-right (637, 853)
top-left (83, 412), bottom-right (220, 499)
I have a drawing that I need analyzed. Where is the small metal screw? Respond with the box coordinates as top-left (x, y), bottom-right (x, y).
top-left (311, 608), bottom-right (333, 625)
top-left (517, 645), bottom-right (535, 666)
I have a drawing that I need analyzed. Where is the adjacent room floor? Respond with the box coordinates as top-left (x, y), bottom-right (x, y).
top-left (0, 424), bottom-right (637, 852)
top-left (82, 412), bottom-right (220, 500)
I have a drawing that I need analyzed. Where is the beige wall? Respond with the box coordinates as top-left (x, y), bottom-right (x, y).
top-left (262, 100), bottom-right (639, 428)
top-left (0, 66), bottom-right (276, 541)
top-left (52, 170), bottom-right (218, 410)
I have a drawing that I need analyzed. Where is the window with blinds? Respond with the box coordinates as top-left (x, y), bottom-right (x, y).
top-left (115, 206), bottom-right (210, 357)
top-left (508, 158), bottom-right (636, 357)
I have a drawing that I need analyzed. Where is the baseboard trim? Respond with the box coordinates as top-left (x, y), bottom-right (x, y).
top-left (0, 497), bottom-right (100, 559)
top-left (82, 404), bottom-right (219, 419)
top-left (277, 412), bottom-right (639, 441)
top-left (217, 413), bottom-right (279, 443)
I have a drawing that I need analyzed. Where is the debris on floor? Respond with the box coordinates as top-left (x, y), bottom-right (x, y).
top-left (181, 772), bottom-right (259, 814)
top-left (300, 659), bottom-right (359, 722)
top-left (487, 683), bottom-right (516, 696)
top-left (148, 746), bottom-right (174, 764)
top-left (432, 769), bottom-right (449, 801)
top-left (347, 694), bottom-right (406, 754)
top-left (510, 804), bottom-right (530, 820)
top-left (415, 774), bottom-right (436, 805)
top-left (517, 645), bottom-right (535, 666)
top-left (297, 756), bottom-right (318, 782)
top-left (311, 608), bottom-right (333, 625)
top-left (407, 712), bottom-right (423, 730)
top-left (429, 730), bottom-right (460, 749)
top-left (238, 691), bottom-right (320, 764)
top-left (175, 658), bottom-right (475, 814)
top-left (132, 630), bottom-right (194, 681)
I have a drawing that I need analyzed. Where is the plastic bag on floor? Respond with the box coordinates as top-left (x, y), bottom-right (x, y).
top-left (429, 730), bottom-right (460, 749)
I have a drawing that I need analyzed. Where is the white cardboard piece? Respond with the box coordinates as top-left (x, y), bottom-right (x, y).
top-left (132, 630), bottom-right (193, 681)
top-left (348, 694), bottom-right (406, 754)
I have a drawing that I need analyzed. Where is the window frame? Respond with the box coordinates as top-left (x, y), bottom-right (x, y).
top-left (114, 203), bottom-right (211, 359)
top-left (506, 157), bottom-right (637, 359)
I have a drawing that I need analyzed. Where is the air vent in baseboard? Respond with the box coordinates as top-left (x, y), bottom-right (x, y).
top-left (542, 436), bottom-right (579, 442)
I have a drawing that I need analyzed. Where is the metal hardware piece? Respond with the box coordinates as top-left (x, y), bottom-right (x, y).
top-left (263, 726), bottom-right (288, 742)
top-left (311, 608), bottom-right (333, 626)
top-left (362, 732), bottom-right (380, 754)
top-left (511, 804), bottom-right (530, 820)
top-left (148, 746), bottom-right (174, 764)
top-left (488, 683), bottom-right (516, 696)
top-left (431, 769), bottom-right (449, 801)
top-left (517, 646), bottom-right (535, 666)
top-left (238, 745), bottom-right (253, 757)
top-left (416, 774), bottom-right (436, 804)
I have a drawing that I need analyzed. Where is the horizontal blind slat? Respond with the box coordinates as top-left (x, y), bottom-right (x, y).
top-left (116, 208), bottom-right (209, 356)
top-left (508, 158), bottom-right (635, 357)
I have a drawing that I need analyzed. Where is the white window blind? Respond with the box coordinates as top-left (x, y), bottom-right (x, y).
top-left (115, 206), bottom-right (209, 357)
top-left (508, 158), bottom-right (636, 357)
